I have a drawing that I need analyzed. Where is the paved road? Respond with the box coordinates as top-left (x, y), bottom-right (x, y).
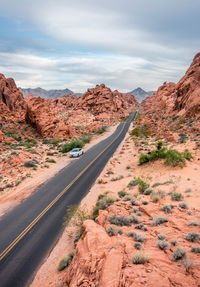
top-left (0, 111), bottom-right (137, 287)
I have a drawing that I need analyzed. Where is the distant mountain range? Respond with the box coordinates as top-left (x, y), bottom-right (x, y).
top-left (127, 87), bottom-right (154, 103)
top-left (19, 87), bottom-right (82, 99)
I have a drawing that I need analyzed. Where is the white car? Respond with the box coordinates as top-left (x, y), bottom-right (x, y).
top-left (69, 148), bottom-right (84, 158)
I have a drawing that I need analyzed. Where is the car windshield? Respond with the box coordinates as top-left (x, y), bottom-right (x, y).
top-left (71, 148), bottom-right (80, 152)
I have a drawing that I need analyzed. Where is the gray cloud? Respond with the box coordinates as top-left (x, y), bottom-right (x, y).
top-left (0, 0), bottom-right (199, 91)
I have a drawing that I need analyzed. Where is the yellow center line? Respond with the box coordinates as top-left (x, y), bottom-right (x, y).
top-left (0, 119), bottom-right (130, 262)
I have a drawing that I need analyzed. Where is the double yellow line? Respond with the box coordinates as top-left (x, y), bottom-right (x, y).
top-left (0, 121), bottom-right (128, 262)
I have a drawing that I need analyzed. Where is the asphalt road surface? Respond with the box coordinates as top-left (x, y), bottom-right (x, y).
top-left (0, 111), bottom-right (137, 287)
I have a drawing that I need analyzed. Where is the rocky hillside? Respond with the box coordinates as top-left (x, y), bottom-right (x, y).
top-left (0, 76), bottom-right (139, 141)
top-left (19, 87), bottom-right (74, 99)
top-left (138, 53), bottom-right (200, 142)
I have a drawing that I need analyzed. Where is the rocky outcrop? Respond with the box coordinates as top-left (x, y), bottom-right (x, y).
top-left (25, 84), bottom-right (138, 138)
top-left (174, 52), bottom-right (200, 116)
top-left (0, 74), bottom-right (26, 116)
top-left (139, 53), bottom-right (200, 141)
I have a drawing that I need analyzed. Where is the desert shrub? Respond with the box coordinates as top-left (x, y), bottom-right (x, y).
top-left (157, 240), bottom-right (169, 250)
top-left (173, 248), bottom-right (186, 261)
top-left (127, 179), bottom-right (140, 189)
top-left (123, 195), bottom-right (132, 201)
top-left (92, 195), bottom-right (116, 219)
top-left (4, 130), bottom-right (21, 141)
top-left (137, 178), bottom-right (150, 193)
top-left (135, 224), bottom-right (148, 231)
top-left (79, 134), bottom-right (92, 144)
top-left (24, 160), bottom-right (38, 168)
top-left (106, 170), bottom-right (114, 175)
top-left (188, 221), bottom-right (199, 226)
top-left (61, 139), bottom-right (84, 153)
top-left (142, 200), bottom-right (148, 205)
top-left (134, 242), bottom-right (142, 250)
top-left (130, 125), bottom-right (150, 138)
top-left (131, 199), bottom-right (140, 206)
top-left (127, 232), bottom-right (146, 242)
top-left (150, 192), bottom-right (161, 203)
top-left (185, 232), bottom-right (200, 242)
top-left (182, 149), bottom-right (193, 161)
top-left (170, 239), bottom-right (178, 246)
top-left (63, 205), bottom-right (90, 245)
top-left (126, 165), bottom-right (131, 169)
top-left (132, 252), bottom-right (148, 264)
top-left (46, 158), bottom-right (56, 163)
top-left (43, 138), bottom-right (61, 145)
top-left (152, 216), bottom-right (168, 226)
top-left (191, 246), bottom-right (200, 253)
top-left (57, 252), bottom-right (74, 271)
top-left (178, 202), bottom-right (188, 209)
top-left (152, 180), bottom-right (173, 187)
top-left (109, 214), bottom-right (140, 226)
top-left (171, 192), bottom-right (183, 201)
top-left (111, 175), bottom-right (124, 181)
top-left (23, 138), bottom-right (37, 148)
top-left (139, 153), bottom-right (150, 165)
top-left (95, 126), bottom-right (107, 134)
top-left (106, 226), bottom-right (116, 236)
top-left (143, 188), bottom-right (153, 195)
top-left (161, 205), bottom-right (172, 214)
top-left (180, 257), bottom-right (194, 272)
top-left (118, 190), bottom-right (128, 198)
top-left (157, 234), bottom-right (166, 240)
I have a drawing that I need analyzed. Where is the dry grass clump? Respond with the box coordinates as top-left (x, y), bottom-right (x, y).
top-left (132, 252), bottom-right (148, 264)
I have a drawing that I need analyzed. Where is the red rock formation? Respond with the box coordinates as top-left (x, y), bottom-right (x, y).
top-left (139, 53), bottom-right (200, 141)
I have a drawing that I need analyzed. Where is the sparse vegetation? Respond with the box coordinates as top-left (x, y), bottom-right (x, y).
top-left (157, 234), bottom-right (166, 240)
top-left (111, 175), bottom-right (124, 181)
top-left (178, 202), bottom-right (188, 209)
top-left (171, 192), bottom-right (183, 201)
top-left (135, 224), bottom-right (148, 231)
top-left (188, 221), bottom-right (199, 226)
top-left (132, 252), bottom-right (148, 264)
top-left (185, 232), bottom-right (200, 242)
top-left (152, 216), bottom-right (168, 226)
top-left (123, 195), bottom-right (132, 201)
top-left (61, 139), bottom-right (84, 153)
top-left (191, 246), bottom-right (200, 253)
top-left (134, 242), bottom-right (142, 250)
top-left (57, 252), bottom-right (74, 271)
top-left (46, 158), bottom-right (56, 163)
top-left (139, 141), bottom-right (192, 167)
top-left (95, 126), bottom-right (107, 134)
top-left (161, 204), bottom-right (172, 214)
top-left (157, 240), bottom-right (169, 250)
top-left (92, 194), bottom-right (116, 220)
top-left (173, 248), bottom-right (186, 261)
top-left (118, 190), bottom-right (128, 198)
top-left (127, 232), bottom-right (146, 242)
top-left (109, 214), bottom-right (140, 226)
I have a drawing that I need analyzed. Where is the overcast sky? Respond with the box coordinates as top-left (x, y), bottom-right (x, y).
top-left (0, 0), bottom-right (199, 92)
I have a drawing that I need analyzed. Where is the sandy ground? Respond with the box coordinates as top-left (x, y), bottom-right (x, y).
top-left (0, 124), bottom-right (118, 218)
top-left (30, 124), bottom-right (200, 287)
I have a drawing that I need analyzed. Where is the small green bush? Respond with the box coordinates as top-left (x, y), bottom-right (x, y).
top-left (4, 130), bottom-right (21, 142)
top-left (132, 252), bottom-right (148, 264)
top-left (130, 125), bottom-right (150, 138)
top-left (79, 134), bottom-right (92, 144)
top-left (173, 248), bottom-right (186, 261)
top-left (57, 252), bottom-right (74, 271)
top-left (92, 195), bottom-right (116, 219)
top-left (143, 188), bottom-right (153, 195)
top-left (46, 158), bottom-right (56, 163)
top-left (185, 232), bottom-right (200, 242)
top-left (61, 139), bottom-right (84, 153)
top-left (118, 190), bottom-right (128, 198)
top-left (24, 160), bottom-right (37, 168)
top-left (171, 192), bottom-right (183, 201)
top-left (95, 126), bottom-right (107, 134)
